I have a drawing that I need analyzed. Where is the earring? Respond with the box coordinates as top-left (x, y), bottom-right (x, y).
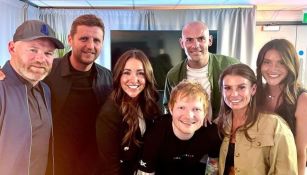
top-left (249, 95), bottom-right (253, 107)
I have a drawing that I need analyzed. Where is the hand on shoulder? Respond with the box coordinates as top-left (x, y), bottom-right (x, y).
top-left (0, 69), bottom-right (5, 80)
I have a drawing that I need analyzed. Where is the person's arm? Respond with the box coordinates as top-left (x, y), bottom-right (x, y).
top-left (163, 77), bottom-right (172, 114)
top-left (96, 99), bottom-right (122, 175)
top-left (206, 124), bottom-right (221, 174)
top-left (137, 117), bottom-right (167, 174)
top-left (269, 120), bottom-right (298, 175)
top-left (0, 84), bottom-right (3, 134)
top-left (295, 92), bottom-right (307, 175)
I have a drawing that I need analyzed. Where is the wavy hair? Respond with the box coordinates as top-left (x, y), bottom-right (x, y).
top-left (217, 64), bottom-right (259, 141)
top-left (256, 39), bottom-right (300, 132)
top-left (111, 49), bottom-right (161, 147)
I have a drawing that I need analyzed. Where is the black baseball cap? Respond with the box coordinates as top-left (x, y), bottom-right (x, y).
top-left (13, 20), bottom-right (64, 49)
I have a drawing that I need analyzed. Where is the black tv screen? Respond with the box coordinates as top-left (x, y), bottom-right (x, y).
top-left (111, 30), bottom-right (218, 90)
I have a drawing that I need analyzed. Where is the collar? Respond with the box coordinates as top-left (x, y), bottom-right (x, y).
top-left (14, 69), bottom-right (43, 92)
top-left (3, 61), bottom-right (42, 89)
top-left (59, 51), bottom-right (98, 77)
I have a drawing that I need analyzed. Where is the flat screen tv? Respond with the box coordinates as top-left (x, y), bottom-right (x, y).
top-left (111, 30), bottom-right (218, 90)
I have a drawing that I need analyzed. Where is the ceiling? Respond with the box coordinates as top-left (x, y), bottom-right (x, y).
top-left (22, 0), bottom-right (307, 11)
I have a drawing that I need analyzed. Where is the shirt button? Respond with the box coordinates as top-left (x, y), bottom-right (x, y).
top-left (235, 153), bottom-right (240, 157)
top-left (257, 142), bottom-right (261, 146)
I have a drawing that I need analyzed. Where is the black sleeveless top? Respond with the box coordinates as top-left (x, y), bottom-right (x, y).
top-left (224, 143), bottom-right (235, 175)
top-left (275, 87), bottom-right (306, 134)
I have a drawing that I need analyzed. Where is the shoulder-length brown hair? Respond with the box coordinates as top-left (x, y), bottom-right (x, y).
top-left (217, 64), bottom-right (259, 141)
top-left (256, 39), bottom-right (300, 132)
top-left (112, 49), bottom-right (161, 146)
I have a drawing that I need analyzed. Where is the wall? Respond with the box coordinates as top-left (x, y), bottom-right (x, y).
top-left (256, 10), bottom-right (302, 22)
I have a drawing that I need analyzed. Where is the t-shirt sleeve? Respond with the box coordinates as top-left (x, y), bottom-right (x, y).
top-left (96, 99), bottom-right (122, 175)
top-left (207, 124), bottom-right (222, 158)
top-left (137, 117), bottom-right (168, 173)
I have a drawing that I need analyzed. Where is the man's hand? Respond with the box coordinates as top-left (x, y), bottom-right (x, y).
top-left (203, 113), bottom-right (212, 127)
top-left (203, 103), bottom-right (213, 127)
top-left (0, 70), bottom-right (6, 80)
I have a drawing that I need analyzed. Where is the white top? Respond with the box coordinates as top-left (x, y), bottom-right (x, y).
top-left (187, 64), bottom-right (212, 119)
top-left (138, 108), bottom-right (146, 136)
top-left (186, 64), bottom-right (211, 99)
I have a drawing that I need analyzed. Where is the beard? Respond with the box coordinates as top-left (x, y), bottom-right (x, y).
top-left (19, 65), bottom-right (51, 84)
top-left (75, 50), bottom-right (99, 65)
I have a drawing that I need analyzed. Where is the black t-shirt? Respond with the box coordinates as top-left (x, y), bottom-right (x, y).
top-left (138, 114), bottom-right (222, 175)
top-left (53, 66), bottom-right (100, 175)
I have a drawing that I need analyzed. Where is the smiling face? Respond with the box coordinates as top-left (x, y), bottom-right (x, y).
top-left (170, 95), bottom-right (206, 140)
top-left (179, 22), bottom-right (212, 68)
top-left (120, 58), bottom-right (146, 98)
top-left (9, 38), bottom-right (55, 85)
top-left (222, 75), bottom-right (256, 114)
top-left (68, 25), bottom-right (103, 71)
top-left (261, 49), bottom-right (288, 87)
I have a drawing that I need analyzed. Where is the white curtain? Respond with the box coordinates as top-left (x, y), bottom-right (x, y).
top-left (0, 0), bottom-right (39, 66)
top-left (40, 9), bottom-right (152, 69)
top-left (27, 4), bottom-right (40, 20)
top-left (0, 0), bottom-right (25, 66)
top-left (148, 9), bottom-right (255, 65)
top-left (40, 8), bottom-right (255, 69)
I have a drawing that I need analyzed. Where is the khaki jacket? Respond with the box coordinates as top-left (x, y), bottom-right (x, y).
top-left (219, 113), bottom-right (298, 175)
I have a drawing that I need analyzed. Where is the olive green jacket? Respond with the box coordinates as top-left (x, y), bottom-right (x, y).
top-left (163, 53), bottom-right (239, 118)
top-left (219, 113), bottom-right (298, 175)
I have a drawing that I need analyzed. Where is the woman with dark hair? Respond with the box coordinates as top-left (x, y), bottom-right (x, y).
top-left (96, 49), bottom-right (161, 175)
top-left (218, 64), bottom-right (297, 175)
top-left (256, 39), bottom-right (307, 175)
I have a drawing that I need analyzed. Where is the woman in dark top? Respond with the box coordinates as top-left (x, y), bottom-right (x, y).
top-left (137, 80), bottom-right (221, 175)
top-left (256, 39), bottom-right (307, 175)
top-left (96, 49), bottom-right (161, 175)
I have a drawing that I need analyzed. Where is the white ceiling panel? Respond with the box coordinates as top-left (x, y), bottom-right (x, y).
top-left (28, 0), bottom-right (251, 7)
top-left (23, 0), bottom-right (307, 10)
top-left (29, 0), bottom-right (91, 7)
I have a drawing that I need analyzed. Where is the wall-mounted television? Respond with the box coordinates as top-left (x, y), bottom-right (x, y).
top-left (111, 30), bottom-right (218, 90)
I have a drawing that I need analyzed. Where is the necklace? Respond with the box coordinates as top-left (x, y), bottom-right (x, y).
top-left (268, 95), bottom-right (275, 99)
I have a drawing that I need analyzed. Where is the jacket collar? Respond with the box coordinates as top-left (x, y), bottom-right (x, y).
top-left (3, 61), bottom-right (43, 88)
top-left (181, 53), bottom-right (213, 77)
top-left (3, 61), bottom-right (23, 85)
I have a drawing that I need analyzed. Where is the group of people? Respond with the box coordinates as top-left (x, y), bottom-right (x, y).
top-left (0, 13), bottom-right (305, 175)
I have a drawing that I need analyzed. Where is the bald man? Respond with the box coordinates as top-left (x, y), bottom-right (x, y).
top-left (163, 21), bottom-right (239, 120)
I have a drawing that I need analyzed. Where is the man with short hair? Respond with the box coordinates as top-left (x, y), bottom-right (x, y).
top-left (44, 14), bottom-right (112, 175)
top-left (163, 21), bottom-right (239, 120)
top-left (0, 20), bottom-right (63, 175)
